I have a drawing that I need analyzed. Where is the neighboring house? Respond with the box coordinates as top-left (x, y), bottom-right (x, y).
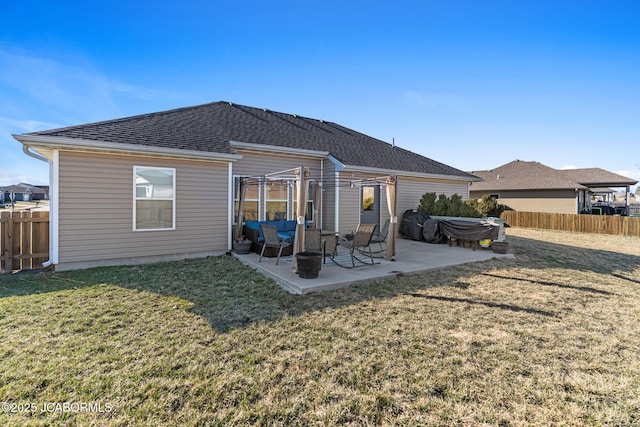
top-left (1, 183), bottom-right (49, 202)
top-left (469, 160), bottom-right (638, 214)
top-left (14, 101), bottom-right (479, 271)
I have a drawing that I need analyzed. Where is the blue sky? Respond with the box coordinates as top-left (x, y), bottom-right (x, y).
top-left (2, 1), bottom-right (639, 191)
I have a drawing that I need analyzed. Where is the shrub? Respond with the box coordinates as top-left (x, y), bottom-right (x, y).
top-left (417, 192), bottom-right (482, 218)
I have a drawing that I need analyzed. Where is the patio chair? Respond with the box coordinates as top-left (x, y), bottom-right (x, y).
top-left (369, 218), bottom-right (390, 253)
top-left (323, 233), bottom-right (338, 264)
top-left (338, 223), bottom-right (377, 268)
top-left (304, 228), bottom-right (324, 254)
top-left (258, 224), bottom-right (292, 265)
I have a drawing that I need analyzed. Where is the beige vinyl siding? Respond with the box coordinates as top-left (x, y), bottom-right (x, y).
top-left (334, 173), bottom-right (469, 234)
top-left (337, 182), bottom-right (360, 234)
top-left (397, 176), bottom-right (469, 215)
top-left (322, 161), bottom-right (337, 232)
top-left (233, 151), bottom-right (322, 181)
top-left (57, 151), bottom-right (229, 269)
top-left (336, 172), bottom-right (392, 234)
top-left (233, 150), bottom-right (323, 223)
top-left (471, 189), bottom-right (577, 214)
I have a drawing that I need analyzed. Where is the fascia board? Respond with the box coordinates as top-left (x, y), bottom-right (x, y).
top-left (13, 134), bottom-right (242, 162)
top-left (341, 163), bottom-right (483, 182)
top-left (229, 140), bottom-right (329, 158)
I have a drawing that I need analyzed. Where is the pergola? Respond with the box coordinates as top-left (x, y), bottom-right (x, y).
top-left (235, 166), bottom-right (398, 273)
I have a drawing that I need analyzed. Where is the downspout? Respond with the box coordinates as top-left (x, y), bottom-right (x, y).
top-left (228, 163), bottom-right (233, 251)
top-left (49, 150), bottom-right (59, 266)
top-left (334, 171), bottom-right (340, 233)
top-left (22, 145), bottom-right (48, 162)
top-left (320, 158), bottom-right (324, 230)
top-left (22, 145), bottom-right (56, 267)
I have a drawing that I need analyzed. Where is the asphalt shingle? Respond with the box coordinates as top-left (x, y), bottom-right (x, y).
top-left (28, 101), bottom-right (476, 179)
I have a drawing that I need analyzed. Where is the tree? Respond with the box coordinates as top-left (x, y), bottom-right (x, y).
top-left (417, 192), bottom-right (437, 214)
top-left (476, 194), bottom-right (505, 217)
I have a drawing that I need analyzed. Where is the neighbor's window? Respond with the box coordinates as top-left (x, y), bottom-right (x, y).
top-left (134, 166), bottom-right (175, 230)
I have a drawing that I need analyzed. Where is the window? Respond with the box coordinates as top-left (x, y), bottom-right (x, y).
top-left (233, 176), bottom-right (260, 223)
top-left (292, 181), bottom-right (314, 223)
top-left (266, 180), bottom-right (288, 220)
top-left (134, 166), bottom-right (175, 230)
top-left (362, 187), bottom-right (375, 211)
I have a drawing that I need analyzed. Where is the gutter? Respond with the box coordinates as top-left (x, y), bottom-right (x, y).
top-left (19, 142), bottom-right (54, 267)
top-left (14, 134), bottom-right (243, 162)
top-left (22, 145), bottom-right (48, 163)
top-left (328, 156), bottom-right (482, 182)
top-left (229, 140), bottom-right (329, 158)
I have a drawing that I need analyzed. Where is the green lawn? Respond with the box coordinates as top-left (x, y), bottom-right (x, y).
top-left (1, 228), bottom-right (639, 426)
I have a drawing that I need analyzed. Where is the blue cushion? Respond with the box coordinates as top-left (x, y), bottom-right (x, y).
top-left (244, 221), bottom-right (260, 230)
top-left (285, 220), bottom-right (297, 232)
top-left (278, 232), bottom-right (294, 242)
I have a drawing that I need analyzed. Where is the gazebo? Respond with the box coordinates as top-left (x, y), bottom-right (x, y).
top-left (234, 166), bottom-right (398, 273)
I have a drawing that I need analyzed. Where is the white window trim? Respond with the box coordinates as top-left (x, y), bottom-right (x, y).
top-left (133, 166), bottom-right (176, 231)
top-left (265, 179), bottom-right (290, 221)
top-left (292, 180), bottom-right (315, 224)
top-left (233, 175), bottom-right (262, 224)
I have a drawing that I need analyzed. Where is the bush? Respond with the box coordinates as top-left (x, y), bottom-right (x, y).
top-left (418, 193), bottom-right (482, 218)
top-left (417, 193), bottom-right (504, 218)
top-left (476, 194), bottom-right (505, 217)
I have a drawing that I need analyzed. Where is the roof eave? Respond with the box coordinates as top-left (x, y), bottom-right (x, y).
top-left (13, 134), bottom-right (242, 162)
top-left (229, 140), bottom-right (330, 158)
top-left (340, 163), bottom-right (481, 182)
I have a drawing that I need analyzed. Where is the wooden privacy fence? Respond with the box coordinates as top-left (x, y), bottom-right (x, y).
top-left (501, 211), bottom-right (640, 237)
top-left (0, 211), bottom-right (50, 272)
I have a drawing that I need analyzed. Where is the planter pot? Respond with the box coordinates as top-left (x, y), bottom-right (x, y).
top-left (296, 251), bottom-right (322, 279)
top-left (492, 241), bottom-right (509, 254)
top-left (233, 240), bottom-right (252, 254)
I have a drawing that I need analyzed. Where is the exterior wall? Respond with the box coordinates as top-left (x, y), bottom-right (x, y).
top-left (470, 189), bottom-right (578, 214)
top-left (337, 178), bottom-right (361, 234)
top-left (322, 161), bottom-right (337, 232)
top-left (233, 150), bottom-right (323, 225)
top-left (56, 151), bottom-right (229, 270)
top-left (335, 173), bottom-right (469, 235)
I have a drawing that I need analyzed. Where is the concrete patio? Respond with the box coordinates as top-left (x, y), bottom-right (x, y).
top-left (233, 238), bottom-right (514, 294)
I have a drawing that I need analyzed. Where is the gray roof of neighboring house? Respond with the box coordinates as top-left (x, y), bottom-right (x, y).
top-left (469, 160), bottom-right (588, 191)
top-left (556, 168), bottom-right (638, 187)
top-left (25, 101), bottom-right (477, 180)
top-left (0, 183), bottom-right (49, 194)
top-left (469, 160), bottom-right (638, 192)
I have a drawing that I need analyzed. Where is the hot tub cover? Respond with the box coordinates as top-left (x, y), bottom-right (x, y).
top-left (438, 219), bottom-right (499, 242)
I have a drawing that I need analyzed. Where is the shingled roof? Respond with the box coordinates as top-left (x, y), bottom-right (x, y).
top-left (470, 160), bottom-right (586, 191)
top-left (557, 168), bottom-right (637, 187)
top-left (25, 101), bottom-right (476, 179)
top-left (470, 160), bottom-right (637, 192)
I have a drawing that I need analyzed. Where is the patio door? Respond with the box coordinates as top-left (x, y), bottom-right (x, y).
top-left (360, 185), bottom-right (380, 228)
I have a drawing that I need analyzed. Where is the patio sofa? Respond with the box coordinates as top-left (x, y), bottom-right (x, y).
top-left (243, 220), bottom-right (298, 257)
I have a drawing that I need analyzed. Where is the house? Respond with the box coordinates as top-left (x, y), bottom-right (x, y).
top-left (14, 101), bottom-right (479, 271)
top-left (469, 160), bottom-right (638, 214)
top-left (1, 183), bottom-right (49, 202)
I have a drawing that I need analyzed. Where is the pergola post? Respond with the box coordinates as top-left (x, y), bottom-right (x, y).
top-left (384, 175), bottom-right (397, 261)
top-left (291, 166), bottom-right (310, 273)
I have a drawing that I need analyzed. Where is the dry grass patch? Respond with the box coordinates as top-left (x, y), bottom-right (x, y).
top-left (1, 227), bottom-right (639, 426)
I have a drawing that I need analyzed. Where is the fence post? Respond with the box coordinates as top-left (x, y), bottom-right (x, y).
top-left (2, 211), bottom-right (13, 272)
